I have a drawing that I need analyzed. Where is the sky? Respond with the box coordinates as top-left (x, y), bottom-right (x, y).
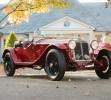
top-left (78, 0), bottom-right (107, 3)
top-left (0, 0), bottom-right (10, 4)
top-left (0, 0), bottom-right (108, 5)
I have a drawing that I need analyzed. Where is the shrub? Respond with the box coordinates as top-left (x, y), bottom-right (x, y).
top-left (4, 32), bottom-right (17, 48)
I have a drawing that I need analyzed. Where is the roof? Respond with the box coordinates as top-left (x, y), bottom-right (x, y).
top-left (0, 0), bottom-right (111, 33)
top-left (39, 16), bottom-right (95, 31)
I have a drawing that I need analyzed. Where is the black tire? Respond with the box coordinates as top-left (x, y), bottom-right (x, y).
top-left (3, 52), bottom-right (15, 76)
top-left (95, 50), bottom-right (111, 79)
top-left (44, 49), bottom-right (66, 81)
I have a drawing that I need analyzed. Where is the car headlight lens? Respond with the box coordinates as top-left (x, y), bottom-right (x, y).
top-left (68, 40), bottom-right (76, 49)
top-left (90, 40), bottom-right (99, 50)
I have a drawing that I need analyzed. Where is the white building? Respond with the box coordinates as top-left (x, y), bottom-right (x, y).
top-left (38, 16), bottom-right (95, 43)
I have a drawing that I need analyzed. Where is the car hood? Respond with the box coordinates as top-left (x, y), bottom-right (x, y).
top-left (37, 38), bottom-right (70, 45)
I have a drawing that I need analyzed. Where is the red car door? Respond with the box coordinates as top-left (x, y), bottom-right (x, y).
top-left (13, 41), bottom-right (36, 63)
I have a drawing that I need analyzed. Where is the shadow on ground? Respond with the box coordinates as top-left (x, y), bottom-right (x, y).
top-left (10, 73), bottom-right (99, 82)
top-left (14, 75), bottom-right (49, 80)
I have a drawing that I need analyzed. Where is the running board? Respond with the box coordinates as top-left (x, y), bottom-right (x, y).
top-left (33, 65), bottom-right (43, 70)
top-left (85, 64), bottom-right (94, 68)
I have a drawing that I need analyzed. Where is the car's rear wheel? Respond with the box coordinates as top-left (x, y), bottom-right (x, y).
top-left (3, 53), bottom-right (15, 76)
top-left (44, 49), bottom-right (66, 81)
top-left (95, 50), bottom-right (111, 79)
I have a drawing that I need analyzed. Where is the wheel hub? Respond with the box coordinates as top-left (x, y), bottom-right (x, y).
top-left (49, 63), bottom-right (54, 68)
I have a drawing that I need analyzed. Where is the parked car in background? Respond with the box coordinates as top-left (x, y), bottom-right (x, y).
top-left (2, 33), bottom-right (111, 81)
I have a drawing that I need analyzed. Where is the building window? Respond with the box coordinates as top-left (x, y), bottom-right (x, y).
top-left (64, 21), bottom-right (70, 27)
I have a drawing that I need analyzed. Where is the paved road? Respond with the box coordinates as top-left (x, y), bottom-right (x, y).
top-left (0, 70), bottom-right (111, 100)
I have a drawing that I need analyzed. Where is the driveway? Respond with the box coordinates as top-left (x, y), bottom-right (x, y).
top-left (0, 69), bottom-right (111, 100)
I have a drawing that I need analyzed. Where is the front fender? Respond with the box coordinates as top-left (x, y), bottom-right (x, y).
top-left (94, 43), bottom-right (111, 55)
top-left (54, 43), bottom-right (68, 50)
top-left (39, 44), bottom-right (72, 65)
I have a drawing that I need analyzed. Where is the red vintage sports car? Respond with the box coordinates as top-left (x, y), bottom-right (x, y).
top-left (2, 35), bottom-right (111, 81)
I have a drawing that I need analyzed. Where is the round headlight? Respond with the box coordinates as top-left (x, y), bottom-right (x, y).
top-left (68, 40), bottom-right (76, 49)
top-left (90, 40), bottom-right (99, 50)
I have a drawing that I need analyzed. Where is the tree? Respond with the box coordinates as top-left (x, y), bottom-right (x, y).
top-left (4, 31), bottom-right (17, 48)
top-left (0, 0), bottom-right (69, 26)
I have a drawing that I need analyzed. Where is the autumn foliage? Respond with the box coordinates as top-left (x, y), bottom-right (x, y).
top-left (3, 0), bottom-right (69, 24)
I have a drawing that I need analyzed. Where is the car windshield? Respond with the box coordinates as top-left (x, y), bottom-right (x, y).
top-left (34, 31), bottom-right (90, 42)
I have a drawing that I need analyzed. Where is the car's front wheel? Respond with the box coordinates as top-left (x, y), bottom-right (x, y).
top-left (44, 49), bottom-right (66, 81)
top-left (95, 50), bottom-right (111, 79)
top-left (3, 52), bottom-right (15, 76)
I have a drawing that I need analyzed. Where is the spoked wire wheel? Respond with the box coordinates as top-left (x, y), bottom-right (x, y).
top-left (95, 50), bottom-right (111, 79)
top-left (4, 53), bottom-right (15, 76)
top-left (44, 49), bottom-right (66, 81)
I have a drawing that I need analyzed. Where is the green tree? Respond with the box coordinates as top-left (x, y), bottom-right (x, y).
top-left (4, 31), bottom-right (17, 48)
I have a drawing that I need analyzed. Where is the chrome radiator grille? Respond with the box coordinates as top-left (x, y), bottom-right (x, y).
top-left (74, 42), bottom-right (90, 60)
